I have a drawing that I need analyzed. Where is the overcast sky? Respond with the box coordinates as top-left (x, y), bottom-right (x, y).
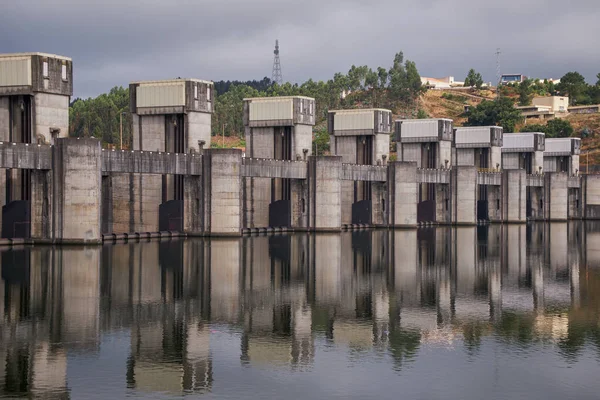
top-left (1, 0), bottom-right (599, 99)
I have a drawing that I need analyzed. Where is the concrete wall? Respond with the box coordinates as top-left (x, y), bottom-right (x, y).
top-left (371, 182), bottom-right (386, 225)
top-left (247, 127), bottom-right (274, 158)
top-left (243, 177), bottom-right (270, 229)
top-left (584, 174), bottom-right (600, 219)
top-left (452, 167), bottom-right (477, 224)
top-left (491, 146), bottom-right (502, 169)
top-left (332, 136), bottom-right (356, 163)
top-left (374, 133), bottom-right (389, 165)
top-left (53, 138), bottom-right (102, 243)
top-left (388, 162), bottom-right (418, 227)
top-left (502, 169), bottom-right (526, 223)
top-left (455, 148), bottom-right (474, 166)
top-left (0, 97), bottom-right (9, 140)
top-left (133, 115), bottom-right (165, 152)
top-left (308, 156), bottom-right (341, 231)
top-left (30, 170), bottom-right (51, 238)
top-left (203, 149), bottom-right (242, 235)
top-left (398, 142), bottom-right (422, 166)
top-left (293, 124), bottom-right (313, 160)
top-left (439, 140), bottom-right (452, 168)
top-left (186, 111), bottom-right (211, 152)
top-left (534, 150), bottom-right (544, 173)
top-left (341, 180), bottom-right (353, 225)
top-left (34, 93), bottom-right (69, 144)
top-left (502, 153), bottom-right (520, 169)
top-left (487, 185), bottom-right (502, 221)
top-left (545, 172), bottom-right (568, 221)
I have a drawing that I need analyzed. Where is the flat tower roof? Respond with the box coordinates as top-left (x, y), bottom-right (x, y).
top-left (0, 52), bottom-right (72, 61)
top-left (131, 78), bottom-right (213, 85)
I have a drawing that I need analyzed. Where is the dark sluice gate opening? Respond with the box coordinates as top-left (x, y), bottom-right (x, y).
top-left (159, 200), bottom-right (184, 231)
top-left (269, 199), bottom-right (291, 228)
top-left (477, 200), bottom-right (489, 221)
top-left (417, 200), bottom-right (436, 223)
top-left (352, 200), bottom-right (372, 225)
top-left (2, 200), bottom-right (31, 239)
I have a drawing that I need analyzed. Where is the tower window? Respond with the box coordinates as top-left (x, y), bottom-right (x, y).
top-left (194, 84), bottom-right (198, 99)
top-left (42, 61), bottom-right (49, 78)
top-left (61, 64), bottom-right (67, 81)
top-left (207, 86), bottom-right (211, 101)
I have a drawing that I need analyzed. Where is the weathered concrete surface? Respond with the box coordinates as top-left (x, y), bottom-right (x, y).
top-left (30, 169), bottom-right (51, 239)
top-left (52, 138), bottom-right (102, 243)
top-left (203, 149), bottom-right (242, 235)
top-left (34, 93), bottom-right (69, 144)
top-left (341, 164), bottom-right (387, 182)
top-left (544, 172), bottom-right (568, 221)
top-left (374, 133), bottom-right (389, 165)
top-left (477, 172), bottom-right (502, 186)
top-left (387, 162), bottom-right (418, 227)
top-left (417, 168), bottom-right (450, 184)
top-left (502, 169), bottom-right (526, 223)
top-left (583, 174), bottom-right (600, 219)
top-left (290, 179), bottom-right (308, 229)
top-left (186, 111), bottom-right (212, 152)
top-left (243, 176), bottom-right (270, 229)
top-left (308, 156), bottom-right (342, 231)
top-left (294, 124), bottom-right (313, 159)
top-left (527, 174), bottom-right (544, 187)
top-left (101, 149), bottom-right (202, 176)
top-left (452, 166), bottom-right (477, 225)
top-left (487, 185), bottom-right (502, 222)
top-left (132, 115), bottom-right (165, 152)
top-left (183, 175), bottom-right (202, 233)
top-left (241, 158), bottom-right (307, 179)
top-left (0, 142), bottom-right (52, 169)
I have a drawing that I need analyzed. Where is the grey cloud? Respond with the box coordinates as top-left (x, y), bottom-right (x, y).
top-left (1, 0), bottom-right (599, 98)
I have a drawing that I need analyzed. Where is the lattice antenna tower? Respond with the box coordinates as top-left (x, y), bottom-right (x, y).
top-left (495, 48), bottom-right (501, 88)
top-left (272, 40), bottom-right (283, 85)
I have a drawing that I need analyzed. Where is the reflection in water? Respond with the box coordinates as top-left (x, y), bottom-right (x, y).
top-left (1, 223), bottom-right (600, 398)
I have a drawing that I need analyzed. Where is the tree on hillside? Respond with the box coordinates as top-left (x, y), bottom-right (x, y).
top-left (518, 79), bottom-right (533, 106)
top-left (556, 72), bottom-right (589, 105)
top-left (520, 119), bottom-right (574, 138)
top-left (464, 69), bottom-right (483, 89)
top-left (596, 73), bottom-right (600, 87)
top-left (545, 119), bottom-right (574, 138)
top-left (388, 52), bottom-right (423, 105)
top-left (520, 124), bottom-right (546, 133)
top-left (465, 97), bottom-right (521, 133)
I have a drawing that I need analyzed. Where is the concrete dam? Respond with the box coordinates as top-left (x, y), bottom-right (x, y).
top-left (1, 52), bottom-right (600, 244)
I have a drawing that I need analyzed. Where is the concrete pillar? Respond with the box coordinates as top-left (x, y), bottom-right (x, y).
top-left (371, 182), bottom-right (386, 226)
top-left (307, 156), bottom-right (342, 231)
top-left (544, 172), bottom-right (568, 221)
top-left (387, 162), bottom-right (418, 228)
top-left (202, 149), bottom-right (242, 236)
top-left (568, 188), bottom-right (582, 219)
top-left (487, 185), bottom-right (502, 222)
top-left (501, 169), bottom-right (526, 223)
top-left (583, 174), bottom-right (600, 219)
top-left (52, 138), bottom-right (102, 243)
top-left (451, 166), bottom-right (477, 225)
top-left (290, 179), bottom-right (308, 230)
top-left (30, 169), bottom-right (52, 239)
top-left (183, 175), bottom-right (202, 234)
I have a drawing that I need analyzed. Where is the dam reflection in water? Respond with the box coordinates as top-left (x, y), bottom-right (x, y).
top-left (1, 223), bottom-right (600, 399)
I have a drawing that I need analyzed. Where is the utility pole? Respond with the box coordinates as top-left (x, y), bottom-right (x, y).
top-left (119, 112), bottom-right (126, 149)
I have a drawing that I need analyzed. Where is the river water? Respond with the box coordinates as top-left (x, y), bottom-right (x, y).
top-left (1, 223), bottom-right (600, 399)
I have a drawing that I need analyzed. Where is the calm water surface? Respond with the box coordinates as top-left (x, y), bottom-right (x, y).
top-left (1, 223), bottom-right (600, 399)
